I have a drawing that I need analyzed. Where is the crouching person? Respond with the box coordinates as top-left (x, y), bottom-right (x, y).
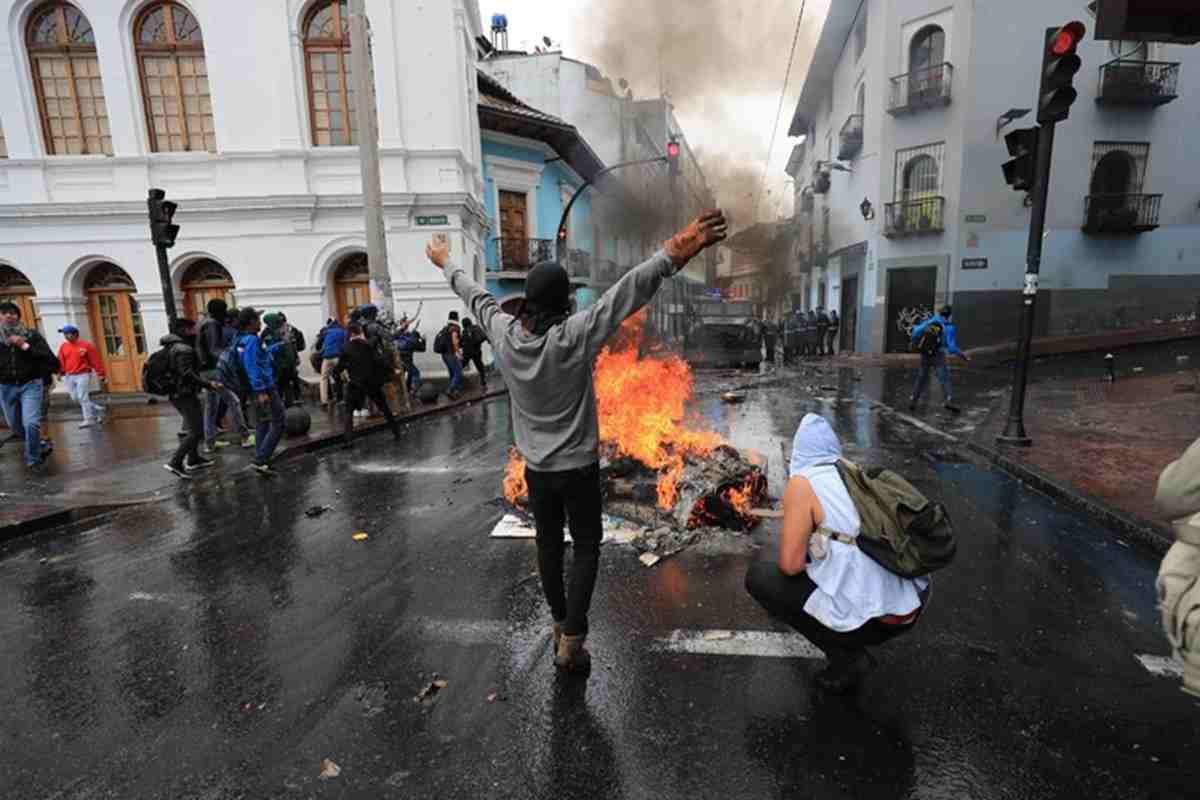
top-left (745, 414), bottom-right (930, 694)
top-left (1153, 437), bottom-right (1200, 697)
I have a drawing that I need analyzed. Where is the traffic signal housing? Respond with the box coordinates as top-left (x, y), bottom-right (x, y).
top-left (1003, 127), bottom-right (1039, 192)
top-left (1038, 21), bottom-right (1086, 123)
top-left (147, 188), bottom-right (179, 249)
top-left (666, 137), bottom-right (681, 177)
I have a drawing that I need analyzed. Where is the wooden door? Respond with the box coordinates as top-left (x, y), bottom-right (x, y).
top-left (885, 267), bottom-right (937, 354)
top-left (336, 281), bottom-right (370, 323)
top-left (184, 286), bottom-right (235, 320)
top-left (498, 190), bottom-right (529, 269)
top-left (88, 292), bottom-right (148, 392)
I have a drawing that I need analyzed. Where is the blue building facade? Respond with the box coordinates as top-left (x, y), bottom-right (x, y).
top-left (477, 73), bottom-right (605, 312)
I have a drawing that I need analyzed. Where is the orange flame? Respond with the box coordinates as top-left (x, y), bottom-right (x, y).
top-left (501, 311), bottom-right (724, 512)
top-left (503, 449), bottom-right (528, 506)
top-left (722, 481), bottom-right (756, 516)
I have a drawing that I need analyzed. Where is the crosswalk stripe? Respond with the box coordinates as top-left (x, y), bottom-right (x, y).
top-left (653, 629), bottom-right (826, 659)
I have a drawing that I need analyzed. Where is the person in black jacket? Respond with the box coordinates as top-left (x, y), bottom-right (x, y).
top-left (336, 323), bottom-right (401, 444)
top-left (815, 307), bottom-right (830, 357)
top-left (460, 317), bottom-right (487, 390)
top-left (1, 301), bottom-right (58, 467)
top-left (161, 318), bottom-right (221, 479)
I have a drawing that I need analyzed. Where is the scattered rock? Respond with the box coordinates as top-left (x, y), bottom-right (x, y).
top-left (415, 677), bottom-right (449, 705)
top-left (721, 392), bottom-right (747, 404)
top-left (639, 552), bottom-right (662, 568)
top-left (319, 759), bottom-right (341, 779)
top-left (305, 505), bottom-right (332, 518)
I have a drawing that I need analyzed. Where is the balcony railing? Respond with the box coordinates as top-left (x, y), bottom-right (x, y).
top-left (564, 248), bottom-right (592, 282)
top-left (888, 63), bottom-right (953, 115)
top-left (490, 237), bottom-right (555, 272)
top-left (1082, 194), bottom-right (1162, 234)
top-left (883, 196), bottom-right (946, 237)
top-left (838, 114), bottom-right (863, 159)
top-left (1097, 59), bottom-right (1180, 106)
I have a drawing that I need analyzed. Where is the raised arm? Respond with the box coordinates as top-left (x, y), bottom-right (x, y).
top-left (426, 239), bottom-right (510, 344)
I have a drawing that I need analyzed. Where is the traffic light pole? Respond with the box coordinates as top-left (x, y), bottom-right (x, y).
top-left (156, 242), bottom-right (178, 327)
top-left (997, 121), bottom-right (1056, 446)
top-left (555, 156), bottom-right (668, 263)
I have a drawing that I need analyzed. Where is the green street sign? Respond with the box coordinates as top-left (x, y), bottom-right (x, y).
top-left (416, 215), bottom-right (449, 226)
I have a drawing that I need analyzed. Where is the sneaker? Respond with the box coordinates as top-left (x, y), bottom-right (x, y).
top-left (814, 650), bottom-right (877, 695)
top-left (164, 463), bottom-right (192, 479)
top-left (80, 420), bottom-right (95, 429)
top-left (186, 457), bottom-right (216, 471)
top-left (251, 462), bottom-right (276, 477)
top-left (209, 440), bottom-right (233, 450)
top-left (241, 435), bottom-right (255, 448)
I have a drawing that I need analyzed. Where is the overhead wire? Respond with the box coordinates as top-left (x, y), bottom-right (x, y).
top-left (750, 0), bottom-right (807, 225)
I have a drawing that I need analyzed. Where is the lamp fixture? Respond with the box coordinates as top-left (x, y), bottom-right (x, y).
top-left (860, 197), bottom-right (875, 221)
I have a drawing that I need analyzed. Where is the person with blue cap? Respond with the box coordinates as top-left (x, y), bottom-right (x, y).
top-left (56, 324), bottom-right (106, 427)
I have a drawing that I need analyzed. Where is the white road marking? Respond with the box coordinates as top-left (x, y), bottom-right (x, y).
top-left (1137, 654), bottom-right (1186, 678)
top-left (653, 629), bottom-right (826, 660)
top-left (869, 400), bottom-right (958, 442)
top-left (489, 513), bottom-right (641, 544)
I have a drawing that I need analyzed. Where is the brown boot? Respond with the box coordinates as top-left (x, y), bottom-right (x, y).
top-left (555, 633), bottom-right (592, 673)
top-left (551, 622), bottom-right (563, 653)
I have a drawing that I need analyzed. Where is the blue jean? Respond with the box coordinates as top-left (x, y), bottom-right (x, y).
top-left (401, 357), bottom-right (422, 394)
top-left (442, 353), bottom-right (464, 395)
top-left (204, 385), bottom-right (249, 444)
top-left (912, 352), bottom-right (952, 404)
top-left (252, 387), bottom-right (286, 465)
top-left (1, 380), bottom-right (45, 465)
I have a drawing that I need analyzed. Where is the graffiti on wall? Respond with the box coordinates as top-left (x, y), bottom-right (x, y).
top-left (895, 306), bottom-right (933, 339)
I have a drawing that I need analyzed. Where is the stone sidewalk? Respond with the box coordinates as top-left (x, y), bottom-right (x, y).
top-left (1, 376), bottom-right (503, 538)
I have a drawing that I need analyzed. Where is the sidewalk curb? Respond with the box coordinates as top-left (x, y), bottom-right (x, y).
top-left (962, 438), bottom-right (1172, 556)
top-left (0, 387), bottom-right (509, 544)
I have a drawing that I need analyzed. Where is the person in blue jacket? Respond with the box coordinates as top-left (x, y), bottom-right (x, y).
top-left (316, 317), bottom-right (348, 407)
top-left (909, 305), bottom-right (969, 413)
top-left (237, 307), bottom-right (286, 475)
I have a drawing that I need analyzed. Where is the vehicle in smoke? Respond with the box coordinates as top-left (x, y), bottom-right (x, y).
top-left (683, 298), bottom-right (762, 369)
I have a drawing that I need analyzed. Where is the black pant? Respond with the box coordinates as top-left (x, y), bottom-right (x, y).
top-left (464, 352), bottom-right (487, 386)
top-left (816, 326), bottom-right (829, 355)
top-left (169, 394), bottom-right (204, 468)
top-left (764, 340), bottom-right (776, 362)
top-left (343, 382), bottom-right (398, 440)
top-left (526, 462), bottom-right (603, 637)
top-left (744, 560), bottom-right (918, 666)
top-left (827, 328), bottom-right (839, 355)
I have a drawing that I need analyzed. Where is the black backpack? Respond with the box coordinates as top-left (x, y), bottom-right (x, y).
top-left (915, 321), bottom-right (943, 357)
top-left (432, 326), bottom-right (451, 354)
top-left (142, 345), bottom-right (179, 396)
top-left (216, 341), bottom-right (250, 396)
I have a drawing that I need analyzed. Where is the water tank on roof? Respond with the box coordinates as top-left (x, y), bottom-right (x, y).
top-left (491, 14), bottom-right (508, 32)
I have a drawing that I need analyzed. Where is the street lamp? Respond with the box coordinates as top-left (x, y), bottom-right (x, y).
top-left (859, 198), bottom-right (875, 221)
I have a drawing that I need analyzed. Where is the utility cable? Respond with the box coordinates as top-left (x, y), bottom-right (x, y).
top-left (750, 0), bottom-right (807, 225)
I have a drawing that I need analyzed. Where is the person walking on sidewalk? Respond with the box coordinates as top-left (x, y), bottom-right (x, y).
top-left (56, 324), bottom-right (106, 428)
top-left (238, 308), bottom-right (286, 476)
top-left (198, 299), bottom-right (251, 452)
top-left (1154, 439), bottom-right (1200, 698)
top-left (826, 309), bottom-right (840, 356)
top-left (161, 318), bottom-right (221, 479)
top-left (460, 317), bottom-right (488, 391)
top-left (395, 316), bottom-right (424, 396)
top-left (336, 322), bottom-right (401, 445)
top-left (745, 414), bottom-right (930, 694)
top-left (909, 305), bottom-right (969, 414)
top-left (0, 301), bottom-right (58, 468)
top-left (439, 311), bottom-right (465, 399)
top-left (426, 210), bottom-right (728, 673)
top-left (316, 317), bottom-right (347, 408)
top-left (815, 307), bottom-right (830, 357)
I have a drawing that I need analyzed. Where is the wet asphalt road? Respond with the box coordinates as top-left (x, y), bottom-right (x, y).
top-left (1, 364), bottom-right (1197, 800)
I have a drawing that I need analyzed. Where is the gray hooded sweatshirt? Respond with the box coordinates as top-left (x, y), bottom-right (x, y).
top-left (443, 251), bottom-right (675, 472)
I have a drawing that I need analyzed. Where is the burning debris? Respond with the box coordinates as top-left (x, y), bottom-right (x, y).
top-left (502, 312), bottom-right (767, 538)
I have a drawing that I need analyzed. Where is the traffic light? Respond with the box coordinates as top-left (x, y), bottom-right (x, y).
top-left (1002, 127), bottom-right (1039, 192)
top-left (1037, 21), bottom-right (1086, 124)
top-left (147, 188), bottom-right (179, 249)
top-left (666, 137), bottom-right (680, 177)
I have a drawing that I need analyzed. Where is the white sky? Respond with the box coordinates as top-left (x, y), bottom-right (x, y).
top-left (476, 0), bottom-right (831, 222)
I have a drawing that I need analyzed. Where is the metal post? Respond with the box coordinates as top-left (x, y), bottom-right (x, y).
top-left (555, 156), bottom-right (669, 263)
top-left (350, 0), bottom-right (391, 310)
top-left (155, 243), bottom-right (178, 326)
top-left (997, 121), bottom-right (1056, 446)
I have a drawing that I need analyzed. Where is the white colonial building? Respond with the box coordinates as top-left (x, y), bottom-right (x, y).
top-left (0, 0), bottom-right (487, 393)
top-left (788, 0), bottom-right (1200, 353)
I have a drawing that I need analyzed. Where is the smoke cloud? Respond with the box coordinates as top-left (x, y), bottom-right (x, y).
top-left (570, 0), bottom-right (821, 228)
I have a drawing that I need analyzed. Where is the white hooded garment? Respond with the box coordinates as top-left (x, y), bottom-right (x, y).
top-left (791, 414), bottom-right (929, 631)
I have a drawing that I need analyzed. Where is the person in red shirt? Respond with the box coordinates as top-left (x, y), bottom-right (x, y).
top-left (56, 325), bottom-right (106, 427)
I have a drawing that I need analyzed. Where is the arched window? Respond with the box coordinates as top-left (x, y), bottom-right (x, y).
top-left (902, 155), bottom-right (939, 200)
top-left (135, 1), bottom-right (214, 153)
top-left (26, 2), bottom-right (112, 155)
top-left (303, 0), bottom-right (358, 146)
top-left (180, 258), bottom-right (235, 317)
top-left (909, 26), bottom-right (945, 72)
top-left (332, 252), bottom-right (369, 321)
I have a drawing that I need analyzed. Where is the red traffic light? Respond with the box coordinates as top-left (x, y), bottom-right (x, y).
top-left (1050, 21), bottom-right (1086, 55)
top-left (667, 140), bottom-right (680, 158)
